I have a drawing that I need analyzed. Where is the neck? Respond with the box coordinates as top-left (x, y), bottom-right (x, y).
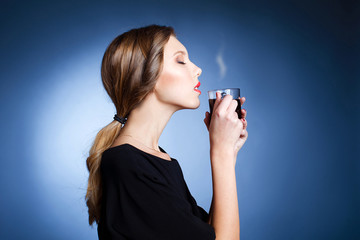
top-left (119, 93), bottom-right (179, 151)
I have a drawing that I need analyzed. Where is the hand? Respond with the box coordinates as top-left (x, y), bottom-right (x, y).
top-left (204, 93), bottom-right (248, 157)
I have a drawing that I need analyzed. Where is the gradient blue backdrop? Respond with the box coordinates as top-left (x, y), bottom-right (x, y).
top-left (0, 0), bottom-right (358, 239)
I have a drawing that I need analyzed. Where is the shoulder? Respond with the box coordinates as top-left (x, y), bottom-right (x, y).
top-left (101, 144), bottom-right (142, 176)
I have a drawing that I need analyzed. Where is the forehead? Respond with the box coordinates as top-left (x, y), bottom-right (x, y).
top-left (164, 35), bottom-right (187, 57)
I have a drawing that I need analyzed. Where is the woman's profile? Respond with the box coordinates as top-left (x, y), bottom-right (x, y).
top-left (85, 24), bottom-right (248, 240)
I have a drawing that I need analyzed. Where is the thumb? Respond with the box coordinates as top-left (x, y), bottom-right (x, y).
top-left (204, 111), bottom-right (210, 131)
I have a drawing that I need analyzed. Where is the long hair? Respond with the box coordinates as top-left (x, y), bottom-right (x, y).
top-left (85, 24), bottom-right (175, 225)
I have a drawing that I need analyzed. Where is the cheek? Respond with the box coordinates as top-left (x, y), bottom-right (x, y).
top-left (155, 66), bottom-right (199, 109)
top-left (156, 71), bottom-right (186, 101)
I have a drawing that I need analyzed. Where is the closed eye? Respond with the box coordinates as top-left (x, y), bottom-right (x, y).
top-left (177, 61), bottom-right (186, 65)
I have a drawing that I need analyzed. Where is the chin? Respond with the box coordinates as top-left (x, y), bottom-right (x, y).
top-left (188, 98), bottom-right (201, 109)
top-left (175, 95), bottom-right (200, 110)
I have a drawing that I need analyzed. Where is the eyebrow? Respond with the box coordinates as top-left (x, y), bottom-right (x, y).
top-left (172, 50), bottom-right (188, 57)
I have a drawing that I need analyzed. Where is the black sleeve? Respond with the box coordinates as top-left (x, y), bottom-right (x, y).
top-left (185, 184), bottom-right (210, 223)
top-left (100, 155), bottom-right (216, 240)
top-left (197, 205), bottom-right (210, 223)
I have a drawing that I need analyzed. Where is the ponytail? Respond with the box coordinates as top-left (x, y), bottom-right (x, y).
top-left (85, 120), bottom-right (122, 225)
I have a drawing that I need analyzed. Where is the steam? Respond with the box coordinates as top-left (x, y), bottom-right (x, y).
top-left (216, 45), bottom-right (227, 80)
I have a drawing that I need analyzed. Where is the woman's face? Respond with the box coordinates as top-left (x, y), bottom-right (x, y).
top-left (154, 35), bottom-right (202, 110)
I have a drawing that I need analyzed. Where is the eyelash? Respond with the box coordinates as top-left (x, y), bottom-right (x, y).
top-left (177, 61), bottom-right (186, 65)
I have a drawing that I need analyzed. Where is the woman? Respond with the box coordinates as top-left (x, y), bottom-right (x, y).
top-left (85, 24), bottom-right (248, 240)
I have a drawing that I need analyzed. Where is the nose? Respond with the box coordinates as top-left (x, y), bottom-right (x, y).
top-left (195, 65), bottom-right (202, 77)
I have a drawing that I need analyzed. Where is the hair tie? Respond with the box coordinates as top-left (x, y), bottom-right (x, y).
top-left (114, 114), bottom-right (127, 124)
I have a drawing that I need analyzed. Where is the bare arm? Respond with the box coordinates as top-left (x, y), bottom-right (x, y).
top-left (208, 151), bottom-right (239, 240)
top-left (203, 92), bottom-right (248, 240)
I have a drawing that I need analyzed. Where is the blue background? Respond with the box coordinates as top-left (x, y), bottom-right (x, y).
top-left (0, 0), bottom-right (358, 239)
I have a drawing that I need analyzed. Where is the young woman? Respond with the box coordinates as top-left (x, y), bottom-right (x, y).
top-left (85, 24), bottom-right (248, 240)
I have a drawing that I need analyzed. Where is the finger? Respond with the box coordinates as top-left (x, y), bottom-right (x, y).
top-left (227, 99), bottom-right (238, 114)
top-left (212, 92), bottom-right (222, 114)
top-left (241, 108), bottom-right (247, 118)
top-left (244, 129), bottom-right (248, 139)
top-left (241, 118), bottom-right (247, 129)
top-left (232, 111), bottom-right (239, 121)
top-left (235, 128), bottom-right (248, 146)
top-left (239, 96), bottom-right (246, 106)
top-left (216, 94), bottom-right (234, 114)
top-left (203, 112), bottom-right (210, 131)
top-left (240, 129), bottom-right (248, 139)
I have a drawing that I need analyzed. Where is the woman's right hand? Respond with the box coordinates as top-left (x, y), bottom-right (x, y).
top-left (204, 92), bottom-right (248, 165)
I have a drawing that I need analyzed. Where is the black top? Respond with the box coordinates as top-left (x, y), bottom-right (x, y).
top-left (98, 143), bottom-right (216, 240)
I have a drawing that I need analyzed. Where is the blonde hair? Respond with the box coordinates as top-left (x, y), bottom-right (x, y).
top-left (85, 24), bottom-right (175, 225)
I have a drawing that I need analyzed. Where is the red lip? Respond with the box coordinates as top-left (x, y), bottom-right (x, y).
top-left (194, 82), bottom-right (201, 94)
